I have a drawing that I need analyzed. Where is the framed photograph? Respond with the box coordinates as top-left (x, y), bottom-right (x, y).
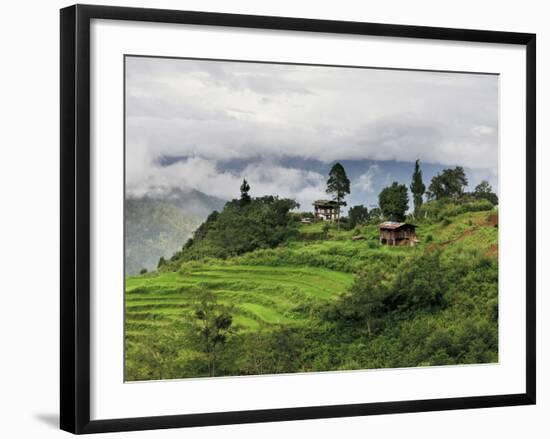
top-left (60, 4), bottom-right (536, 434)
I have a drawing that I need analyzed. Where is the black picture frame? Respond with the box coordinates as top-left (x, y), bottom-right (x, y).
top-left (60, 4), bottom-right (536, 434)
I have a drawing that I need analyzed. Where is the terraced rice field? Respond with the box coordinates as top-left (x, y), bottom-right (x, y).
top-left (125, 265), bottom-right (353, 346)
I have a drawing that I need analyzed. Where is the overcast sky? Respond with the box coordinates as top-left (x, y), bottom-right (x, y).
top-left (125, 56), bottom-right (498, 209)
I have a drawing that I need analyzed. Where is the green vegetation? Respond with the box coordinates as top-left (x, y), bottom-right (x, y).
top-left (473, 180), bottom-right (499, 206)
top-left (326, 162), bottom-right (351, 230)
top-left (427, 166), bottom-right (468, 200)
top-left (379, 182), bottom-right (409, 221)
top-left (410, 159), bottom-right (426, 218)
top-left (125, 264), bottom-right (354, 380)
top-left (165, 195), bottom-right (299, 266)
top-left (240, 178), bottom-right (251, 206)
top-left (125, 163), bottom-right (499, 381)
top-left (348, 205), bottom-right (369, 229)
top-left (126, 207), bottom-right (498, 380)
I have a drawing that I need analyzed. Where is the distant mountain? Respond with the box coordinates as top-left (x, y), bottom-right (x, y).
top-left (157, 188), bottom-right (227, 218)
top-left (125, 189), bottom-right (226, 275)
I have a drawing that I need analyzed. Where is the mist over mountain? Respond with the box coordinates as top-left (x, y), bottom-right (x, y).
top-left (125, 189), bottom-right (226, 275)
top-left (146, 157), bottom-right (497, 215)
top-left (150, 188), bottom-right (227, 218)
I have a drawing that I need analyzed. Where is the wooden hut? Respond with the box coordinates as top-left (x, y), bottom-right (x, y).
top-left (379, 221), bottom-right (418, 246)
top-left (313, 200), bottom-right (339, 222)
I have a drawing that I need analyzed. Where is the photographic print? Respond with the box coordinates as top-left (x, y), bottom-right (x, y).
top-left (124, 56), bottom-right (499, 382)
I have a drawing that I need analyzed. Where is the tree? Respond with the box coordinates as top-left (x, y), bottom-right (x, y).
top-left (368, 207), bottom-right (383, 224)
top-left (378, 182), bottom-right (409, 222)
top-left (157, 256), bottom-right (167, 269)
top-left (473, 180), bottom-right (499, 205)
top-left (327, 264), bottom-right (390, 336)
top-left (427, 166), bottom-right (468, 200)
top-left (240, 179), bottom-right (251, 206)
top-left (410, 159), bottom-right (426, 218)
top-left (189, 289), bottom-right (233, 377)
top-left (348, 205), bottom-right (369, 229)
top-left (326, 163), bottom-right (351, 230)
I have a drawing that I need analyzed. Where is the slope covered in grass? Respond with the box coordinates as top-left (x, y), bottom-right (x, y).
top-left (125, 209), bottom-right (498, 381)
top-left (126, 265), bottom-right (352, 334)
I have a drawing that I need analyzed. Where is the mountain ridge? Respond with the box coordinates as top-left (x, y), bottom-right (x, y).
top-left (125, 188), bottom-right (226, 275)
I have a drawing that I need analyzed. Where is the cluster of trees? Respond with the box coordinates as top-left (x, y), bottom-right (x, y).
top-left (377, 164), bottom-right (498, 222)
top-left (319, 160), bottom-right (497, 229)
top-left (321, 160), bottom-right (424, 226)
top-left (323, 249), bottom-right (498, 366)
top-left (160, 180), bottom-right (299, 268)
top-left (341, 162), bottom-right (498, 226)
top-left (328, 251), bottom-right (449, 334)
top-left (427, 166), bottom-right (468, 200)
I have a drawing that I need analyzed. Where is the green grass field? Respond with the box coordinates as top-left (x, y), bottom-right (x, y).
top-left (126, 265), bottom-right (353, 349)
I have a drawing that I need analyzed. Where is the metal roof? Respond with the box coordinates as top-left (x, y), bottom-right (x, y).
top-left (378, 221), bottom-right (416, 230)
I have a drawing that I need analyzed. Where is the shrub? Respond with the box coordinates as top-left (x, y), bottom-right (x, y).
top-left (330, 250), bottom-right (449, 334)
top-left (367, 240), bottom-right (379, 249)
top-left (420, 198), bottom-right (494, 221)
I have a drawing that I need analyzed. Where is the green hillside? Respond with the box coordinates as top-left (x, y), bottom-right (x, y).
top-left (125, 208), bottom-right (498, 381)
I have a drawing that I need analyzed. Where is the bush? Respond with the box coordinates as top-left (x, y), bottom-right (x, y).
top-left (139, 268), bottom-right (148, 275)
top-left (367, 240), bottom-right (379, 249)
top-left (330, 250), bottom-right (449, 330)
top-left (390, 251), bottom-right (448, 313)
top-left (420, 198), bottom-right (494, 221)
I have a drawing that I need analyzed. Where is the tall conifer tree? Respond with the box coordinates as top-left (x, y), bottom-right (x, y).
top-left (410, 159), bottom-right (426, 218)
top-left (326, 163), bottom-right (351, 230)
top-left (240, 179), bottom-right (251, 206)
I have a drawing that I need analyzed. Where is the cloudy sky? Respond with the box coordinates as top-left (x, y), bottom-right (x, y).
top-left (125, 56), bottom-right (498, 211)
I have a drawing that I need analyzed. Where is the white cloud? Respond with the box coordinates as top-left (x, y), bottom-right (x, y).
top-left (125, 57), bottom-right (499, 199)
top-left (471, 125), bottom-right (495, 136)
top-left (126, 156), bottom-right (327, 209)
top-left (354, 164), bottom-right (380, 192)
